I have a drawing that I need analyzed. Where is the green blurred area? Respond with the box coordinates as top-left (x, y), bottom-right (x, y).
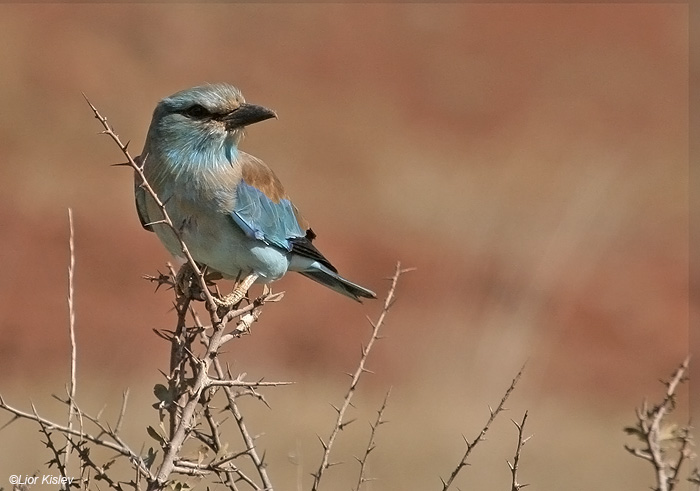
top-left (0, 4), bottom-right (689, 489)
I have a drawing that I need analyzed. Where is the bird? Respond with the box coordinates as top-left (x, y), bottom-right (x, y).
top-left (134, 83), bottom-right (376, 306)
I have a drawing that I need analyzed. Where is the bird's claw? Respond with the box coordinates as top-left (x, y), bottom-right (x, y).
top-left (173, 265), bottom-right (259, 310)
top-left (174, 263), bottom-right (206, 301)
top-left (211, 273), bottom-right (259, 309)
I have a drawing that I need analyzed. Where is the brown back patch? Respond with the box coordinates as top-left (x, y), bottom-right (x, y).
top-left (240, 155), bottom-right (311, 231)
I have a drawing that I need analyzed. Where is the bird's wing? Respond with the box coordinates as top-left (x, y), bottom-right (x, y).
top-left (134, 155), bottom-right (154, 232)
top-left (230, 154), bottom-right (337, 272)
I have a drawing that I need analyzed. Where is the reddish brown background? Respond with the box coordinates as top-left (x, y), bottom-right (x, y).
top-left (0, 4), bottom-right (690, 489)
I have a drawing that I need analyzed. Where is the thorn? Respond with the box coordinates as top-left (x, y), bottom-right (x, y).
top-left (339, 418), bottom-right (356, 430)
top-left (82, 92), bottom-right (97, 111)
top-left (0, 414), bottom-right (20, 431)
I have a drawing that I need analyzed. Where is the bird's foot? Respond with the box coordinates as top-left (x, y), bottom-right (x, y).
top-left (212, 273), bottom-right (259, 309)
top-left (174, 263), bottom-right (206, 301)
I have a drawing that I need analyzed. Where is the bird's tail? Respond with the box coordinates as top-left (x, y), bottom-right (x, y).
top-left (299, 264), bottom-right (376, 302)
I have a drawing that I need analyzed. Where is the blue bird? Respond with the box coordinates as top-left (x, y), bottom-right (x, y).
top-left (135, 83), bottom-right (376, 305)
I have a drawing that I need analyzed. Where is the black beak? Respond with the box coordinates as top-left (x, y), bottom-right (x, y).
top-left (222, 103), bottom-right (277, 129)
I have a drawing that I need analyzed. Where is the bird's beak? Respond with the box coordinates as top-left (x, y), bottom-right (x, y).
top-left (222, 103), bottom-right (277, 129)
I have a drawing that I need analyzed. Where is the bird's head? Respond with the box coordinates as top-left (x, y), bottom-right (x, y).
top-left (147, 83), bottom-right (277, 159)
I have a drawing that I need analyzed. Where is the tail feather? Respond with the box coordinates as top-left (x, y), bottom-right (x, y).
top-left (299, 267), bottom-right (376, 302)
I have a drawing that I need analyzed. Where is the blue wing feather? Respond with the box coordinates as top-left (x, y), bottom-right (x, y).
top-left (231, 181), bottom-right (306, 251)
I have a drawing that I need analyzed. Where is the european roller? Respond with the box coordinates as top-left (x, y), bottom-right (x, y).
top-left (135, 83), bottom-right (376, 305)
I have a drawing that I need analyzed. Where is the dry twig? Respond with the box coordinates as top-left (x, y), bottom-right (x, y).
top-left (507, 411), bottom-right (531, 491)
top-left (439, 364), bottom-right (525, 490)
top-left (0, 395), bottom-right (153, 477)
top-left (311, 262), bottom-right (412, 491)
top-left (624, 357), bottom-right (693, 491)
top-left (354, 389), bottom-right (391, 491)
top-left (65, 208), bottom-right (78, 476)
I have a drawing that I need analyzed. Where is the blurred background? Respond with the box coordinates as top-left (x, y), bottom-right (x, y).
top-left (0, 3), bottom-right (690, 489)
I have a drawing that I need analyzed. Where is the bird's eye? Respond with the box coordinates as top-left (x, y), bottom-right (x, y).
top-left (183, 104), bottom-right (209, 119)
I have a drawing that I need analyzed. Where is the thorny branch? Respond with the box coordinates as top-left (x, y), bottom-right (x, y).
top-left (624, 357), bottom-right (693, 491)
top-left (0, 395), bottom-right (153, 478)
top-left (354, 389), bottom-right (391, 491)
top-left (311, 262), bottom-right (412, 491)
top-left (187, 299), bottom-right (280, 490)
top-left (507, 411), bottom-right (531, 491)
top-left (440, 364), bottom-right (525, 490)
top-left (65, 208), bottom-right (78, 474)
